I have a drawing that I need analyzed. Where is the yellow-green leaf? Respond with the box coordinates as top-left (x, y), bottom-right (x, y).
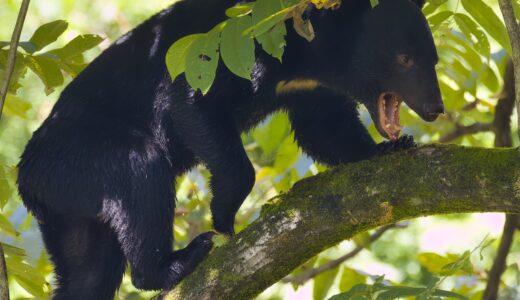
top-left (454, 13), bottom-right (490, 59)
top-left (25, 55), bottom-right (64, 94)
top-left (313, 258), bottom-right (340, 300)
top-left (221, 16), bottom-right (255, 80)
top-left (226, 4), bottom-right (254, 17)
top-left (185, 26), bottom-right (221, 94)
top-left (4, 95), bottom-right (32, 119)
top-left (0, 213), bottom-right (19, 238)
top-left (256, 22), bottom-right (287, 61)
top-left (27, 20), bottom-right (68, 53)
top-left (49, 34), bottom-right (104, 62)
top-left (461, 0), bottom-right (511, 55)
top-left (166, 34), bottom-right (203, 83)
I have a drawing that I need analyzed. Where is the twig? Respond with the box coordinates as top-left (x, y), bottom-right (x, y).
top-left (0, 1), bottom-right (31, 298)
top-left (0, 0), bottom-right (31, 120)
top-left (438, 122), bottom-right (492, 143)
top-left (0, 244), bottom-right (8, 300)
top-left (281, 223), bottom-right (404, 285)
top-left (482, 217), bottom-right (518, 300)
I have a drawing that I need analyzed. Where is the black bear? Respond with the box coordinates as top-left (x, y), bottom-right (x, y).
top-left (17, 0), bottom-right (443, 298)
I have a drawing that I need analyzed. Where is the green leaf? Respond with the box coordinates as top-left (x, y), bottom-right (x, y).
top-left (273, 134), bottom-right (300, 172)
top-left (328, 284), bottom-right (372, 300)
top-left (25, 55), bottom-right (64, 94)
top-left (417, 252), bottom-right (462, 276)
top-left (429, 0), bottom-right (449, 5)
top-left (226, 4), bottom-right (254, 17)
top-left (0, 166), bottom-right (13, 209)
top-left (461, 0), bottom-right (512, 55)
top-left (8, 257), bottom-right (48, 298)
top-left (166, 34), bottom-right (203, 83)
top-left (221, 16), bottom-right (255, 80)
top-left (3, 94), bottom-right (32, 119)
top-left (251, 0), bottom-right (288, 61)
top-left (427, 11), bottom-right (453, 32)
top-left (185, 26), bottom-right (221, 94)
top-left (442, 250), bottom-right (473, 275)
top-left (454, 13), bottom-right (490, 59)
top-left (49, 34), bottom-right (104, 61)
top-left (57, 61), bottom-right (88, 77)
top-left (479, 238), bottom-right (496, 260)
top-left (480, 63), bottom-right (499, 92)
top-left (377, 286), bottom-right (468, 300)
top-left (352, 231), bottom-right (371, 248)
top-left (1, 242), bottom-right (26, 257)
top-left (0, 49), bottom-right (28, 93)
top-left (13, 275), bottom-right (47, 299)
top-left (339, 267), bottom-right (366, 292)
top-left (0, 213), bottom-right (19, 238)
top-left (249, 0), bottom-right (294, 37)
top-left (252, 112), bottom-right (290, 155)
top-left (422, 3), bottom-right (440, 16)
top-left (287, 256), bottom-right (318, 290)
top-left (513, 0), bottom-right (520, 21)
top-left (27, 20), bottom-right (68, 53)
top-left (256, 22), bottom-right (287, 61)
top-left (369, 0), bottom-right (379, 8)
top-left (313, 258), bottom-right (340, 300)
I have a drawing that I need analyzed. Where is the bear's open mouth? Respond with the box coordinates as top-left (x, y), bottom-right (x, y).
top-left (377, 92), bottom-right (402, 140)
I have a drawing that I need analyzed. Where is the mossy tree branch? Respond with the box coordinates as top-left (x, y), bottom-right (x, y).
top-left (164, 144), bottom-right (520, 300)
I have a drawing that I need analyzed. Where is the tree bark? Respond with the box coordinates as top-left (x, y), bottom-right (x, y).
top-left (163, 144), bottom-right (520, 300)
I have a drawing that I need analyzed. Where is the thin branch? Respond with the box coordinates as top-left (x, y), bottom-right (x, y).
top-left (493, 60), bottom-right (516, 148)
top-left (0, 244), bottom-right (8, 300)
top-left (438, 122), bottom-right (492, 143)
top-left (483, 60), bottom-right (518, 300)
top-left (0, 1), bottom-right (31, 298)
top-left (0, 0), bottom-right (31, 120)
top-left (482, 217), bottom-right (518, 300)
top-left (499, 0), bottom-right (520, 141)
top-left (164, 145), bottom-right (520, 300)
top-left (281, 223), bottom-right (405, 285)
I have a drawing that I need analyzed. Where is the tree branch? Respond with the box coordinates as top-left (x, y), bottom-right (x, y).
top-left (439, 122), bottom-right (492, 143)
top-left (0, 0), bottom-right (30, 120)
top-left (162, 144), bottom-right (520, 300)
top-left (483, 216), bottom-right (518, 300)
top-left (499, 0), bottom-right (520, 138)
top-left (281, 223), bottom-right (404, 285)
top-left (481, 58), bottom-right (517, 300)
top-left (0, 2), bottom-right (31, 298)
top-left (0, 244), bottom-right (8, 300)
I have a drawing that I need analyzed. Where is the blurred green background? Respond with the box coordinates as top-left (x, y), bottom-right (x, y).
top-left (1, 0), bottom-right (519, 299)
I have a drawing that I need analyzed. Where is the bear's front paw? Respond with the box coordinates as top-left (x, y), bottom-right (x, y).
top-left (373, 135), bottom-right (416, 156)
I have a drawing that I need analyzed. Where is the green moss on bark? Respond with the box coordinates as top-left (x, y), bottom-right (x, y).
top-left (165, 145), bottom-right (520, 300)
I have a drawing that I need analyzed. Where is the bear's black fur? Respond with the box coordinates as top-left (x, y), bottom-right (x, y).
top-left (17, 0), bottom-right (443, 298)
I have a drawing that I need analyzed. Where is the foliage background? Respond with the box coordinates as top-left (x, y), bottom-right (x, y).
top-left (1, 0), bottom-right (520, 299)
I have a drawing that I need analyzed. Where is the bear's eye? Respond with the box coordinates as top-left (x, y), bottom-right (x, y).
top-left (397, 54), bottom-right (414, 68)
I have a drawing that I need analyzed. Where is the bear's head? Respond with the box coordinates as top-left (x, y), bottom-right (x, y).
top-left (308, 0), bottom-right (443, 140)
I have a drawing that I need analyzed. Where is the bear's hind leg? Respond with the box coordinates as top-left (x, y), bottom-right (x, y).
top-left (100, 146), bottom-right (213, 290)
top-left (39, 214), bottom-right (125, 300)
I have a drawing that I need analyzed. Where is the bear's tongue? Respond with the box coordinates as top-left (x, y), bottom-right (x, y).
top-left (378, 93), bottom-right (402, 140)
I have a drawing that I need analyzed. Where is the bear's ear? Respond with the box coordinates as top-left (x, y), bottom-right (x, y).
top-left (410, 0), bottom-right (426, 8)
